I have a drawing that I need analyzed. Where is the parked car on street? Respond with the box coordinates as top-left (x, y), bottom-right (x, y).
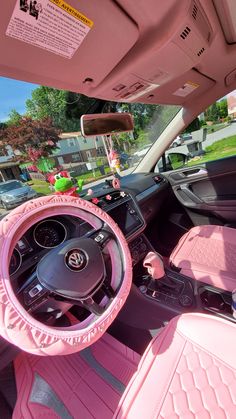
top-left (170, 135), bottom-right (183, 148)
top-left (181, 133), bottom-right (192, 141)
top-left (0, 180), bottom-right (37, 210)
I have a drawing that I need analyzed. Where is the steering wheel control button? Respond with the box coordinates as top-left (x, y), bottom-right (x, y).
top-left (93, 230), bottom-right (112, 247)
top-left (23, 280), bottom-right (47, 306)
top-left (94, 233), bottom-right (105, 243)
top-left (29, 284), bottom-right (43, 298)
top-left (65, 249), bottom-right (88, 272)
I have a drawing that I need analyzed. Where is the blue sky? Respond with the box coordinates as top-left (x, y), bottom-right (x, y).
top-left (0, 77), bottom-right (38, 122)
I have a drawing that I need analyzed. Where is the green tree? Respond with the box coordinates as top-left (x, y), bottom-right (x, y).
top-left (204, 103), bottom-right (220, 122)
top-left (217, 99), bottom-right (228, 119)
top-left (26, 86), bottom-right (109, 132)
top-left (184, 117), bottom-right (200, 133)
top-left (7, 109), bottom-right (22, 126)
top-left (26, 86), bottom-right (67, 129)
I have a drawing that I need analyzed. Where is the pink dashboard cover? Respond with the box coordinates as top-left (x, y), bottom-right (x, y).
top-left (0, 195), bottom-right (132, 356)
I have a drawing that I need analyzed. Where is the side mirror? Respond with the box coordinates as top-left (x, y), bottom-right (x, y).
top-left (167, 152), bottom-right (188, 170)
top-left (157, 152), bottom-right (188, 173)
top-left (80, 113), bottom-right (134, 137)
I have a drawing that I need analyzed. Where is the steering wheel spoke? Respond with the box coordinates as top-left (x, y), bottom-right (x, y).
top-left (17, 271), bottom-right (49, 311)
top-left (101, 280), bottom-right (115, 299)
top-left (80, 297), bottom-right (106, 316)
top-left (90, 228), bottom-right (115, 248)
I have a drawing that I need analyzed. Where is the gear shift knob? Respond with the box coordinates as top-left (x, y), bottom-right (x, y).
top-left (143, 251), bottom-right (165, 280)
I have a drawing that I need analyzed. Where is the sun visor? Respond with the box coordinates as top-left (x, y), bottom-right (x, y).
top-left (0, 0), bottom-right (138, 90)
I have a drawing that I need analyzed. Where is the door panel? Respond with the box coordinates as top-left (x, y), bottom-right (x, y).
top-left (164, 155), bottom-right (236, 223)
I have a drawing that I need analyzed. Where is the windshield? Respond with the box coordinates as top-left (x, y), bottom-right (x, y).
top-left (0, 181), bottom-right (22, 193)
top-left (0, 78), bottom-right (180, 196)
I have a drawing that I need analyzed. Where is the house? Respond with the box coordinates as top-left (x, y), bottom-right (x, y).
top-left (0, 145), bottom-right (22, 181)
top-left (227, 90), bottom-right (236, 119)
top-left (0, 161), bottom-right (21, 182)
top-left (53, 132), bottom-right (106, 165)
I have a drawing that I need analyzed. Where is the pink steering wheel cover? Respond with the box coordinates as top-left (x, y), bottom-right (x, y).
top-left (0, 195), bottom-right (132, 356)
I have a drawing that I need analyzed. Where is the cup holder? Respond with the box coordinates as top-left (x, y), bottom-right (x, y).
top-left (200, 288), bottom-right (232, 315)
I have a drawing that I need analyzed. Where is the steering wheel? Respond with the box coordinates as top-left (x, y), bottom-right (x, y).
top-left (0, 195), bottom-right (132, 355)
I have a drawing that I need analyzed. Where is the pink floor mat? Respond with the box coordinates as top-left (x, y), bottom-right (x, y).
top-left (13, 333), bottom-right (140, 419)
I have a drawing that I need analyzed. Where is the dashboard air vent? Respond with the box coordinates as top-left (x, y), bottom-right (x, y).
top-left (192, 3), bottom-right (198, 20)
top-left (96, 191), bottom-right (129, 209)
top-left (180, 26), bottom-right (191, 40)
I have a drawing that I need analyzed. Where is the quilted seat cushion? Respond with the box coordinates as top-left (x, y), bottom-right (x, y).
top-left (170, 225), bottom-right (236, 291)
top-left (114, 313), bottom-right (236, 418)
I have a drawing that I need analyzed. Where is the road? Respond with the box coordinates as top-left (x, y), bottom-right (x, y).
top-left (167, 124), bottom-right (236, 156)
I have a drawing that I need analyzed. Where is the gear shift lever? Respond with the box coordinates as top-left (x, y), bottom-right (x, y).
top-left (143, 252), bottom-right (165, 280)
top-left (143, 252), bottom-right (178, 291)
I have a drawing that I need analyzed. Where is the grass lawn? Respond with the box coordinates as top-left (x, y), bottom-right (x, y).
top-left (28, 179), bottom-right (53, 196)
top-left (205, 122), bottom-right (228, 134)
top-left (187, 135), bottom-right (236, 166)
top-left (75, 166), bottom-right (112, 183)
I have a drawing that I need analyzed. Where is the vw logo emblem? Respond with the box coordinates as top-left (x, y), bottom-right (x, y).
top-left (65, 249), bottom-right (88, 271)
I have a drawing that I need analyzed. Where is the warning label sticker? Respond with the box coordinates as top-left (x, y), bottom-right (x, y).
top-left (6, 0), bottom-right (94, 59)
top-left (173, 81), bottom-right (199, 97)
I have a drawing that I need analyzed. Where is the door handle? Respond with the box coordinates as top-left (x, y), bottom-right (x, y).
top-left (179, 184), bottom-right (203, 204)
top-left (183, 169), bottom-right (207, 178)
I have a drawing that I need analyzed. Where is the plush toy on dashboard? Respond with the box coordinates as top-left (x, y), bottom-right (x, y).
top-left (54, 176), bottom-right (84, 196)
top-left (47, 170), bottom-right (70, 186)
top-left (47, 170), bottom-right (84, 197)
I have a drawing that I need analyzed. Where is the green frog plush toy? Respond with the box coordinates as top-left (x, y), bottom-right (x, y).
top-left (54, 176), bottom-right (84, 196)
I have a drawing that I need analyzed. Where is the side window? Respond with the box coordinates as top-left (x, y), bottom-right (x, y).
top-left (158, 90), bottom-right (236, 172)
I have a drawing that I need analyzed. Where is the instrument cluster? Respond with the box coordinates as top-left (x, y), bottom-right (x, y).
top-left (9, 219), bottom-right (68, 276)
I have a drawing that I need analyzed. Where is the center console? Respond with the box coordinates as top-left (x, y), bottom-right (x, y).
top-left (95, 190), bottom-right (145, 239)
top-left (94, 190), bottom-right (236, 324)
top-left (134, 266), bottom-right (236, 324)
top-left (136, 268), bottom-right (195, 310)
top-left (107, 197), bottom-right (144, 239)
top-left (197, 284), bottom-right (235, 322)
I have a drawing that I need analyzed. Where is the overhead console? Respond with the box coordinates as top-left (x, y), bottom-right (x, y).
top-left (93, 0), bottom-right (215, 105)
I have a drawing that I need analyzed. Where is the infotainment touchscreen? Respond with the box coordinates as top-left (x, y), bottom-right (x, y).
top-left (107, 200), bottom-right (143, 236)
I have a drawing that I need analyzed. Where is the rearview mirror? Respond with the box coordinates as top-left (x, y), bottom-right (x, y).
top-left (81, 113), bottom-right (134, 137)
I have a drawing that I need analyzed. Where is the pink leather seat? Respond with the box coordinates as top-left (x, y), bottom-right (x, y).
top-left (170, 225), bottom-right (236, 291)
top-left (13, 313), bottom-right (236, 418)
top-left (115, 313), bottom-right (236, 418)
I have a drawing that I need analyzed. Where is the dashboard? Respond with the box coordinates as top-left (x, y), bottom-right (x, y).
top-left (9, 173), bottom-right (169, 285)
